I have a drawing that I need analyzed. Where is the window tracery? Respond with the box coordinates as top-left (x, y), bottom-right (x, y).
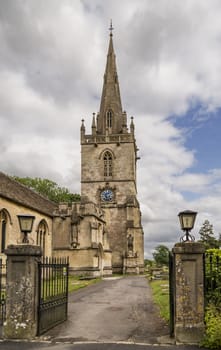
top-left (37, 220), bottom-right (48, 256)
top-left (103, 151), bottom-right (112, 177)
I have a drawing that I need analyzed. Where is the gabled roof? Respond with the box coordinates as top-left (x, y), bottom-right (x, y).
top-left (0, 172), bottom-right (57, 217)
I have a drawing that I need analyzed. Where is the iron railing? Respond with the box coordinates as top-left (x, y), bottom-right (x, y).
top-left (37, 257), bottom-right (69, 335)
top-left (204, 252), bottom-right (221, 305)
top-left (169, 252), bottom-right (175, 337)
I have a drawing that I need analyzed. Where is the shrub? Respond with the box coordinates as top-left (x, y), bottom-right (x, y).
top-left (205, 249), bottom-right (221, 306)
top-left (201, 303), bottom-right (221, 349)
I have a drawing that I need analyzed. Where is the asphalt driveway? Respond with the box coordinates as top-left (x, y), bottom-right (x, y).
top-left (0, 276), bottom-right (209, 349)
top-left (45, 275), bottom-right (169, 344)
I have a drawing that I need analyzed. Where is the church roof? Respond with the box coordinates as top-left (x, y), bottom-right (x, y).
top-left (0, 172), bottom-right (57, 217)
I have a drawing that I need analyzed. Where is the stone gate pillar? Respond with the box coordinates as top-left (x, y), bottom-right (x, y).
top-left (4, 245), bottom-right (42, 339)
top-left (172, 242), bottom-right (205, 344)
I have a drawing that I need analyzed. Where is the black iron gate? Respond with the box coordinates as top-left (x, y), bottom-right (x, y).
top-left (37, 257), bottom-right (69, 335)
top-left (169, 251), bottom-right (175, 337)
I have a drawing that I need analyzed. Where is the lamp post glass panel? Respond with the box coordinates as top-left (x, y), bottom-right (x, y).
top-left (17, 215), bottom-right (35, 243)
top-left (178, 210), bottom-right (197, 242)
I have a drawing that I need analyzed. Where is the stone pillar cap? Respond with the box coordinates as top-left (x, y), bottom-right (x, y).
top-left (172, 242), bottom-right (205, 254)
top-left (5, 244), bottom-right (42, 256)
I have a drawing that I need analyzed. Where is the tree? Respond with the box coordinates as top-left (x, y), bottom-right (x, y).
top-left (153, 245), bottom-right (170, 266)
top-left (144, 259), bottom-right (154, 268)
top-left (12, 176), bottom-right (81, 203)
top-left (198, 220), bottom-right (220, 249)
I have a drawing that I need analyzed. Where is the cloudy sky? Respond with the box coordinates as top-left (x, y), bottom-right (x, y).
top-left (1, 0), bottom-right (221, 258)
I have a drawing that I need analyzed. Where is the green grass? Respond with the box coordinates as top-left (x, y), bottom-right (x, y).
top-left (41, 275), bottom-right (101, 298)
top-left (68, 275), bottom-right (101, 293)
top-left (150, 279), bottom-right (170, 322)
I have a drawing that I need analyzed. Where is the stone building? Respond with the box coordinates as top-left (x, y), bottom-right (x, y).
top-left (0, 30), bottom-right (144, 276)
top-left (0, 171), bottom-right (112, 275)
top-left (52, 202), bottom-right (112, 276)
top-left (0, 172), bottom-right (56, 260)
top-left (80, 30), bottom-right (144, 273)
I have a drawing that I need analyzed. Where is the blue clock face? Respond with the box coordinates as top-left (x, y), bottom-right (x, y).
top-left (101, 189), bottom-right (113, 202)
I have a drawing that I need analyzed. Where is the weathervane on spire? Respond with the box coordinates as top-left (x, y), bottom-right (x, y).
top-left (109, 19), bottom-right (114, 36)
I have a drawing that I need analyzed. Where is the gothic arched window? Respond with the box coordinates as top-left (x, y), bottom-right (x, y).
top-left (106, 110), bottom-right (113, 128)
top-left (104, 151), bottom-right (112, 177)
top-left (37, 220), bottom-right (48, 256)
top-left (0, 210), bottom-right (7, 253)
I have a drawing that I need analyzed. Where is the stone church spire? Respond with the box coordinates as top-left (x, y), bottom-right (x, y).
top-left (96, 23), bottom-right (126, 135)
top-left (80, 26), bottom-right (144, 274)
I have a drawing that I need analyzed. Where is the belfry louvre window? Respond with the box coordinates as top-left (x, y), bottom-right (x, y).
top-left (104, 151), bottom-right (112, 177)
top-left (106, 110), bottom-right (112, 128)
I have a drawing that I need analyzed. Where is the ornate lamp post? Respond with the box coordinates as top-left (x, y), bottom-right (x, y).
top-left (178, 210), bottom-right (197, 242)
top-left (17, 214), bottom-right (35, 243)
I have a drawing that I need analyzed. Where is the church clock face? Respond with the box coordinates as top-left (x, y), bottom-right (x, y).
top-left (101, 189), bottom-right (113, 202)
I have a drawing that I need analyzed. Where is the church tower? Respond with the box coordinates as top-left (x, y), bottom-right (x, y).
top-left (81, 26), bottom-right (144, 273)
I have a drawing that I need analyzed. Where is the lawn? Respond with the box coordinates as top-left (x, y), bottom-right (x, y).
top-left (40, 275), bottom-right (101, 299)
top-left (68, 275), bottom-right (101, 293)
top-left (150, 279), bottom-right (170, 322)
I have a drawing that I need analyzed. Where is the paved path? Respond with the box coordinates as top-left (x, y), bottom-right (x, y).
top-left (0, 276), bottom-right (208, 349)
top-left (45, 275), bottom-right (169, 344)
top-left (0, 342), bottom-right (206, 350)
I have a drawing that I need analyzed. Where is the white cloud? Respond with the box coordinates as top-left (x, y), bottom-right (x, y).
top-left (1, 0), bottom-right (221, 258)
